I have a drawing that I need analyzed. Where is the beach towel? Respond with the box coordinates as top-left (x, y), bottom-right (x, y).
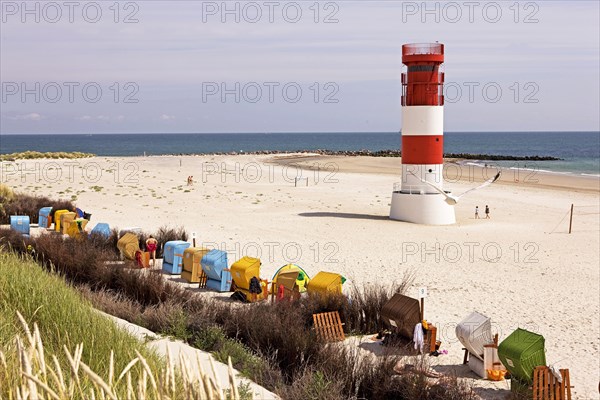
top-left (413, 323), bottom-right (424, 353)
top-left (550, 365), bottom-right (563, 383)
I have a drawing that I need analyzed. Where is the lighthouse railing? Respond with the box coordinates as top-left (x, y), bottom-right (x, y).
top-left (393, 183), bottom-right (430, 195)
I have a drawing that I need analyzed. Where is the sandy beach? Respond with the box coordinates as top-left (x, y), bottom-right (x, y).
top-left (2, 154), bottom-right (599, 399)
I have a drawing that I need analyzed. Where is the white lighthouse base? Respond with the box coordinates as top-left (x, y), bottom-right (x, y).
top-left (389, 191), bottom-right (456, 225)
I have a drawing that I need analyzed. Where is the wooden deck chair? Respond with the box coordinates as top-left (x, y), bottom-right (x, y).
top-left (532, 366), bottom-right (572, 400)
top-left (313, 311), bottom-right (345, 343)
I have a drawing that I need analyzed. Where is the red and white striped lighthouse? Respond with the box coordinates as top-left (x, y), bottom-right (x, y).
top-left (390, 43), bottom-right (456, 224)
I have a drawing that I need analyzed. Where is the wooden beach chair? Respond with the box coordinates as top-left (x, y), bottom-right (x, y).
top-left (313, 311), bottom-right (345, 343)
top-left (532, 366), bottom-right (572, 400)
top-left (380, 293), bottom-right (438, 353)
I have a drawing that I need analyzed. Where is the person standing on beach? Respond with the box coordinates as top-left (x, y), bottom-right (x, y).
top-left (475, 206), bottom-right (480, 219)
top-left (146, 236), bottom-right (158, 267)
top-left (485, 205), bottom-right (490, 219)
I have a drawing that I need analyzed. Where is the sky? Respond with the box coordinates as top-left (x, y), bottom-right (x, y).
top-left (0, 0), bottom-right (599, 134)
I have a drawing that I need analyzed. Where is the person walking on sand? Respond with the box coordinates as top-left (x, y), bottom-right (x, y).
top-left (475, 206), bottom-right (480, 219)
top-left (485, 205), bottom-right (490, 219)
top-left (146, 236), bottom-right (158, 267)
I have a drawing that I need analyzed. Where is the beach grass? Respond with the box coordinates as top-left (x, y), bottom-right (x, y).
top-left (0, 251), bottom-right (242, 399)
top-left (0, 221), bottom-right (476, 399)
top-left (0, 252), bottom-right (163, 398)
top-left (0, 151), bottom-right (94, 161)
top-left (0, 189), bottom-right (75, 224)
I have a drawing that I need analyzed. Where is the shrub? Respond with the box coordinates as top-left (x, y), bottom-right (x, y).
top-left (0, 183), bottom-right (14, 200)
top-left (0, 228), bottom-right (476, 400)
top-left (193, 325), bottom-right (228, 351)
top-left (0, 191), bottom-right (75, 224)
top-left (152, 225), bottom-right (189, 257)
top-left (0, 151), bottom-right (94, 161)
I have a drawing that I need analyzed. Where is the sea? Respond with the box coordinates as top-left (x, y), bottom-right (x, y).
top-left (1, 132), bottom-right (599, 177)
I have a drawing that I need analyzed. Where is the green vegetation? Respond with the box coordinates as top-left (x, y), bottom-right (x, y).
top-left (0, 184), bottom-right (14, 201)
top-left (0, 151), bottom-right (94, 161)
top-left (0, 206), bottom-right (476, 399)
top-left (192, 325), bottom-right (267, 380)
top-left (0, 252), bottom-right (162, 398)
top-left (0, 190), bottom-right (75, 224)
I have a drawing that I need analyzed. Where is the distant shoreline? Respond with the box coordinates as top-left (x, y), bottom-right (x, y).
top-left (1, 149), bottom-right (564, 162)
top-left (147, 149), bottom-right (564, 161)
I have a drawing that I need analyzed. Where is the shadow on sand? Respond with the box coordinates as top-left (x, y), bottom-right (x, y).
top-left (429, 364), bottom-right (511, 399)
top-left (298, 212), bottom-right (389, 221)
top-left (359, 340), bottom-right (417, 357)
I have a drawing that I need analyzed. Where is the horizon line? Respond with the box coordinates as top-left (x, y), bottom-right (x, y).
top-left (1, 130), bottom-right (599, 136)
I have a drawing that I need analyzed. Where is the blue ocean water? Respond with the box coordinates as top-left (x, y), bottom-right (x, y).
top-left (0, 132), bottom-right (598, 176)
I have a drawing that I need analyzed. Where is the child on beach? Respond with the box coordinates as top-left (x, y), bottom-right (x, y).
top-left (485, 205), bottom-right (490, 219)
top-left (475, 206), bottom-right (480, 219)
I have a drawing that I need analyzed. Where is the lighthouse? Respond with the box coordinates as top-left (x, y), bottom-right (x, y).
top-left (389, 43), bottom-right (456, 225)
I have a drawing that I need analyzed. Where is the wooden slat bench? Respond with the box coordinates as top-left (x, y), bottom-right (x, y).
top-left (313, 311), bottom-right (345, 343)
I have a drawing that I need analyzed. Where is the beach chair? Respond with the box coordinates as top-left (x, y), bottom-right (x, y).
top-left (200, 249), bottom-right (231, 292)
top-left (456, 311), bottom-right (506, 379)
top-left (59, 212), bottom-right (77, 234)
top-left (181, 247), bottom-right (210, 283)
top-left (271, 264), bottom-right (310, 293)
top-left (532, 366), bottom-right (572, 400)
top-left (66, 219), bottom-right (88, 240)
top-left (498, 328), bottom-right (547, 397)
top-left (10, 216), bottom-right (30, 236)
top-left (230, 256), bottom-right (265, 302)
top-left (90, 223), bottom-right (111, 238)
top-left (117, 232), bottom-right (140, 260)
top-left (306, 271), bottom-right (343, 296)
top-left (38, 207), bottom-right (52, 228)
top-left (380, 293), bottom-right (437, 353)
top-left (313, 311), bottom-right (345, 343)
top-left (272, 270), bottom-right (302, 302)
top-left (53, 210), bottom-right (69, 232)
top-left (162, 240), bottom-right (191, 274)
top-left (498, 328), bottom-right (546, 383)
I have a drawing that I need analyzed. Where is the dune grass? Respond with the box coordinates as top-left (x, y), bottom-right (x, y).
top-left (0, 221), bottom-right (476, 399)
top-left (0, 252), bottom-right (165, 398)
top-left (0, 189), bottom-right (75, 224)
top-left (0, 151), bottom-right (94, 161)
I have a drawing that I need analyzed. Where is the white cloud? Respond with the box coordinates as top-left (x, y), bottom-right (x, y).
top-left (77, 115), bottom-right (118, 121)
top-left (9, 113), bottom-right (43, 121)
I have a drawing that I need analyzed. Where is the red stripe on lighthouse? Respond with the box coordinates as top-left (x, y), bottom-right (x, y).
top-left (401, 135), bottom-right (443, 164)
